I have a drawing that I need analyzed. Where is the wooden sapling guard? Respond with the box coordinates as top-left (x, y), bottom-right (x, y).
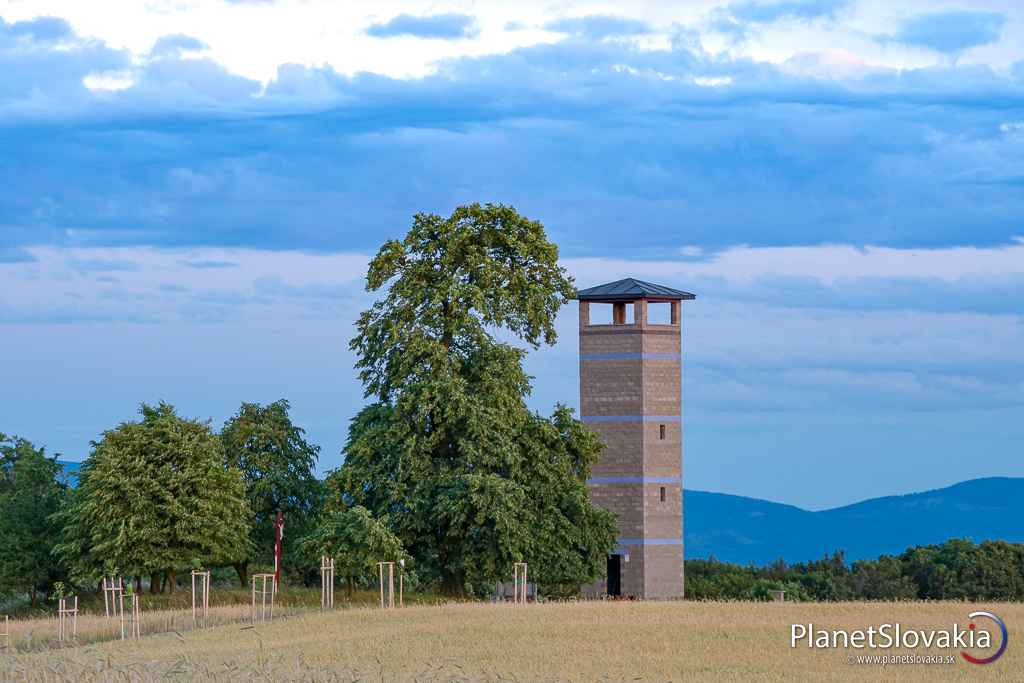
top-left (377, 562), bottom-right (395, 609)
top-left (513, 562), bottom-right (529, 604)
top-left (320, 557), bottom-right (335, 610)
top-left (398, 558), bottom-right (405, 608)
top-left (251, 573), bottom-right (276, 623)
top-left (57, 596), bottom-right (78, 643)
top-left (120, 592), bottom-right (141, 640)
top-left (103, 576), bottom-right (124, 618)
top-left (191, 570), bottom-right (211, 627)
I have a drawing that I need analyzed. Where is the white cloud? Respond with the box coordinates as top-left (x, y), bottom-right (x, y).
top-left (3, 0), bottom-right (1021, 85)
top-left (693, 75), bottom-right (732, 86)
top-left (82, 69), bottom-right (135, 91)
top-left (8, 240), bottom-right (1024, 327)
top-left (568, 240), bottom-right (1024, 287)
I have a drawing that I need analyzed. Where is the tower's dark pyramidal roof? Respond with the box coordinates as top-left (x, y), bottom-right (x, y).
top-left (576, 278), bottom-right (696, 302)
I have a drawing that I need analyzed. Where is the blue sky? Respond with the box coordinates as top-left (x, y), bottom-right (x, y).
top-left (1, 0), bottom-right (1023, 509)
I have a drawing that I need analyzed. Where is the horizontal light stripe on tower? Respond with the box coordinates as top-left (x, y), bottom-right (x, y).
top-left (580, 352), bottom-right (679, 361)
top-left (588, 476), bottom-right (680, 485)
top-left (617, 538), bottom-right (683, 546)
top-left (582, 415), bottom-right (681, 423)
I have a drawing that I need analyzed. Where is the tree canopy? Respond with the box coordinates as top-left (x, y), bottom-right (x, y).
top-left (0, 434), bottom-right (68, 605)
top-left (54, 403), bottom-right (251, 591)
top-left (685, 539), bottom-right (1024, 601)
top-left (221, 399), bottom-right (323, 585)
top-left (299, 505), bottom-right (405, 595)
top-left (335, 203), bottom-right (616, 595)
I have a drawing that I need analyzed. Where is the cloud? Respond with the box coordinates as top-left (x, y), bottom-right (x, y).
top-left (181, 259), bottom-right (238, 269)
top-left (365, 13), bottom-right (479, 40)
top-left (0, 16), bottom-right (129, 116)
top-left (544, 15), bottom-right (652, 39)
top-left (712, 0), bottom-right (847, 37)
top-left (889, 11), bottom-right (1007, 54)
top-left (1, 15), bottom-right (1024, 258)
top-left (1, 16), bottom-right (73, 43)
top-left (150, 34), bottom-right (208, 58)
top-left (731, 0), bottom-right (846, 23)
top-left (66, 258), bottom-right (138, 272)
top-left (0, 247), bottom-right (37, 264)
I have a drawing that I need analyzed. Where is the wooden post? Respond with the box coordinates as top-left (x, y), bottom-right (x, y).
top-left (513, 563), bottom-right (529, 604)
top-left (251, 573), bottom-right (276, 623)
top-left (321, 557), bottom-right (334, 609)
top-left (377, 562), bottom-right (396, 609)
top-left (123, 595), bottom-right (141, 640)
top-left (57, 596), bottom-right (78, 643)
top-left (119, 590), bottom-right (126, 640)
top-left (192, 570), bottom-right (210, 627)
top-left (388, 563), bottom-right (394, 609)
top-left (103, 577), bottom-right (124, 620)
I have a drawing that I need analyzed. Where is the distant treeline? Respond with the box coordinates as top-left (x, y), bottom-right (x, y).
top-left (686, 539), bottom-right (1024, 601)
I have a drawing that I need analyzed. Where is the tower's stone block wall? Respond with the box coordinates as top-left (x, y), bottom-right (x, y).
top-left (579, 293), bottom-right (686, 600)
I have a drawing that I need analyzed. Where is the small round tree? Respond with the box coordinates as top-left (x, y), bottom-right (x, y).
top-left (55, 403), bottom-right (251, 592)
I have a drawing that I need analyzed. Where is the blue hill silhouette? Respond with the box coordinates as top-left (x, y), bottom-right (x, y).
top-left (685, 477), bottom-right (1023, 564)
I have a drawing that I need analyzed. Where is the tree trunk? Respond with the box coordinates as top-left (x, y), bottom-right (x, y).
top-left (134, 576), bottom-right (142, 594)
top-left (160, 573), bottom-right (168, 593)
top-left (347, 574), bottom-right (354, 597)
top-left (440, 570), bottom-right (465, 597)
top-left (150, 574), bottom-right (159, 594)
top-left (30, 588), bottom-right (36, 607)
top-left (167, 568), bottom-right (177, 594)
top-left (235, 561), bottom-right (249, 588)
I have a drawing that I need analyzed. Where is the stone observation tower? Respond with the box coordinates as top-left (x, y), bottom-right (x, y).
top-left (577, 278), bottom-right (695, 599)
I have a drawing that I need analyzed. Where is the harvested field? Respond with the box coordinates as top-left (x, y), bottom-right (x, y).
top-left (1, 600), bottom-right (1019, 681)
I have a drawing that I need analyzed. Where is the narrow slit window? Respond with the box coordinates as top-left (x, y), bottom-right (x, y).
top-left (660, 486), bottom-right (667, 502)
top-left (659, 424), bottom-right (666, 440)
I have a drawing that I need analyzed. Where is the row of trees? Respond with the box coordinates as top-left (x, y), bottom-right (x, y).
top-left (1, 400), bottom-right (326, 602)
top-left (0, 204), bottom-right (619, 604)
top-left (686, 539), bottom-right (1024, 601)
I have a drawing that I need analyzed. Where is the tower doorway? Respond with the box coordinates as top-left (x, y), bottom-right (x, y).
top-left (607, 554), bottom-right (622, 597)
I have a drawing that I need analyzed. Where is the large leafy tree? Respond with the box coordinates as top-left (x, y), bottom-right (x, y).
top-left (0, 434), bottom-right (68, 606)
top-left (55, 403), bottom-right (251, 592)
top-left (221, 399), bottom-right (323, 585)
top-left (336, 203), bottom-right (616, 595)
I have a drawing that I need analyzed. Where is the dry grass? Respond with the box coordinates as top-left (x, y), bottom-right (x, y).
top-left (1, 600), bottom-right (1020, 681)
top-left (0, 587), bottom-right (448, 652)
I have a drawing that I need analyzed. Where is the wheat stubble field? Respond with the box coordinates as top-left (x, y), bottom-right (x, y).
top-left (1, 601), bottom-right (1019, 681)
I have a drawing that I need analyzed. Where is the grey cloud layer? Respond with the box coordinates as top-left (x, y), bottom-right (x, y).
top-left (1, 15), bottom-right (1023, 255)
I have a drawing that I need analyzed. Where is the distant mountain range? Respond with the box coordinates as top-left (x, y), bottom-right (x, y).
top-left (57, 461), bottom-right (1021, 566)
top-left (686, 478), bottom-right (1024, 565)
